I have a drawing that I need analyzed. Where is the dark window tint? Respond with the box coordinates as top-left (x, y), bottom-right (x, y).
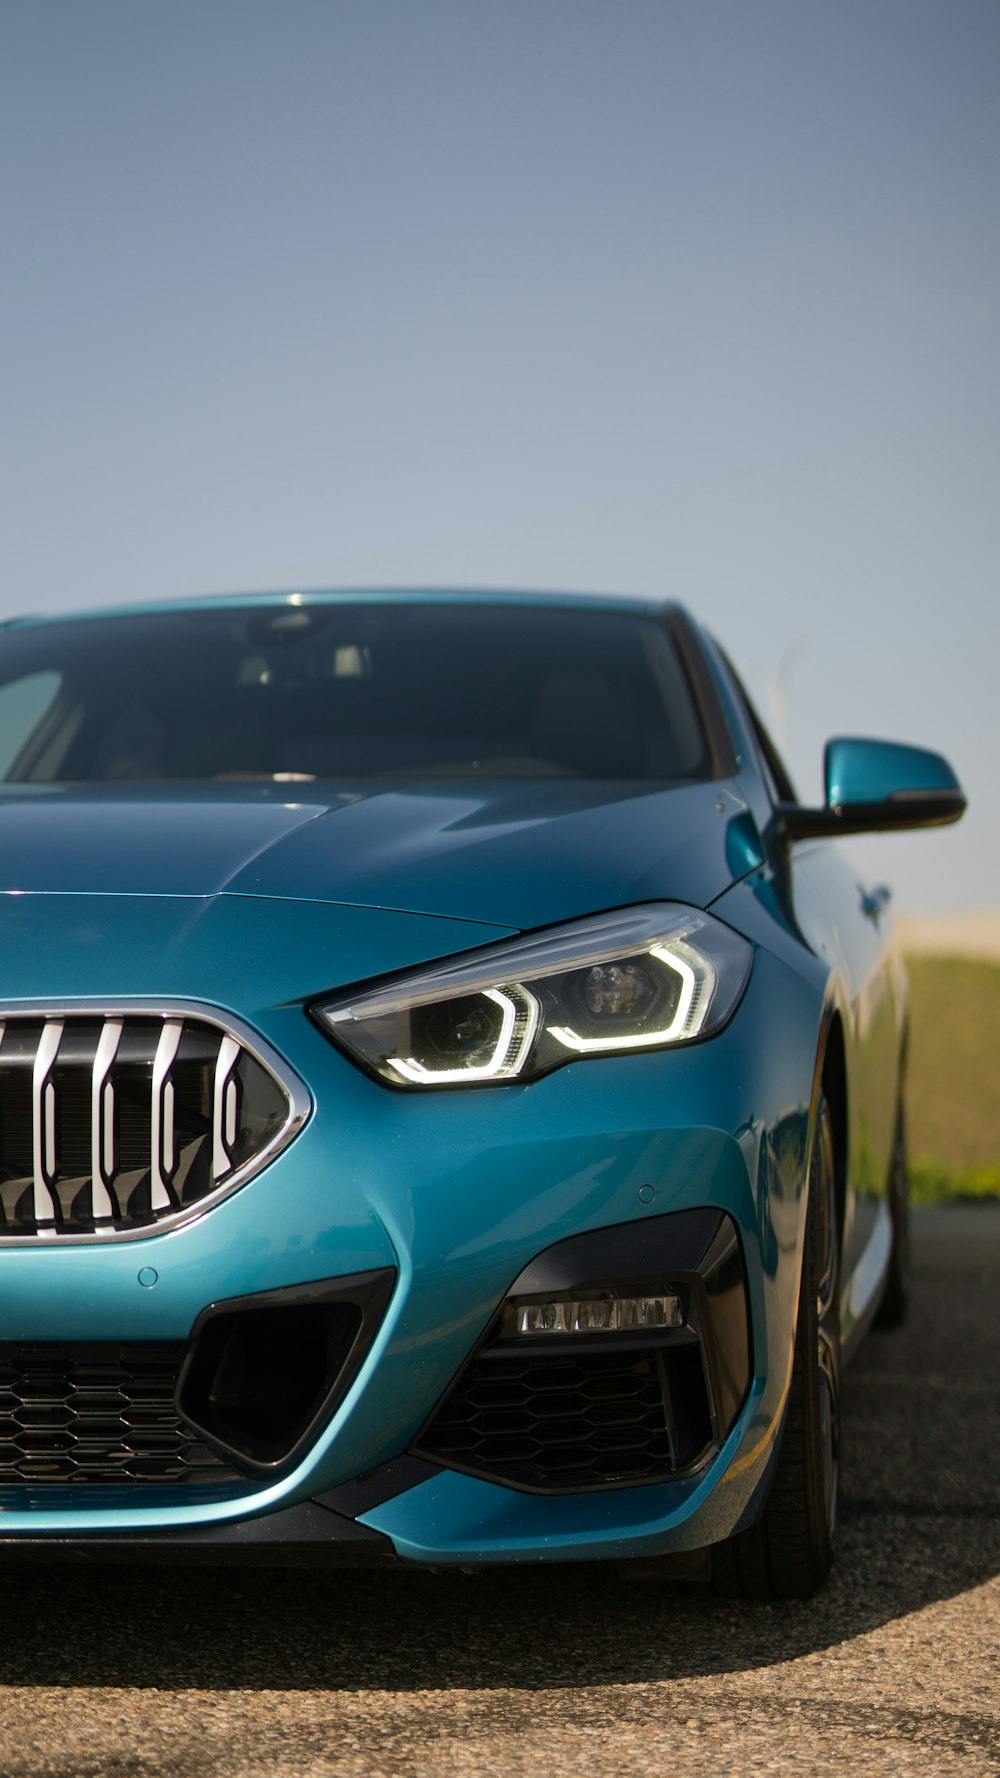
top-left (0, 603), bottom-right (713, 785)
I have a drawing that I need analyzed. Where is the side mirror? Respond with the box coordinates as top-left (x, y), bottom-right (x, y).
top-left (775, 737), bottom-right (966, 841)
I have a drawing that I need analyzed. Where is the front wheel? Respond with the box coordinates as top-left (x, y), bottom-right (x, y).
top-left (713, 1096), bottom-right (841, 1600)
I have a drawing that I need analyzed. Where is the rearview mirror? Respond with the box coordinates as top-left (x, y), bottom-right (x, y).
top-left (775, 737), bottom-right (966, 841)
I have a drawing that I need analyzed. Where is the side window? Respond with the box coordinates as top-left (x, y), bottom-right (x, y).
top-left (0, 671), bottom-right (62, 778)
top-left (713, 647), bottom-right (798, 805)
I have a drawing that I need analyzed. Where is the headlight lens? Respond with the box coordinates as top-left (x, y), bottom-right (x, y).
top-left (315, 904), bottom-right (752, 1090)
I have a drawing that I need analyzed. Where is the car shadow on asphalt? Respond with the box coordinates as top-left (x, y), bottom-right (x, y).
top-left (1, 1280), bottom-right (996, 1693)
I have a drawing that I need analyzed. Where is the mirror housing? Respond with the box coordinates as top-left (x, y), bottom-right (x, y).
top-left (775, 737), bottom-right (966, 842)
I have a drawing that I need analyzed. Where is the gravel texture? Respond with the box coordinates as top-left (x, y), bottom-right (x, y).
top-left (0, 1213), bottom-right (997, 1777)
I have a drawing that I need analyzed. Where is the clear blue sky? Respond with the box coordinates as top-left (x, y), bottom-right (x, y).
top-left (2, 0), bottom-right (997, 909)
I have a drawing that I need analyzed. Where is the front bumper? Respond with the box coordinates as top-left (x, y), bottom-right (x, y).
top-left (0, 894), bottom-right (821, 1564)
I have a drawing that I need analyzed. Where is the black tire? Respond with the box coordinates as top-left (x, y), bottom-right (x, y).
top-left (874, 1104), bottom-right (911, 1329)
top-left (712, 1097), bottom-right (841, 1600)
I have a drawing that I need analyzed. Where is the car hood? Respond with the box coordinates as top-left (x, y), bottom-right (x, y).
top-left (0, 780), bottom-right (755, 929)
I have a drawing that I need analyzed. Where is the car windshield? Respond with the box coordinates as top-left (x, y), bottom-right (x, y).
top-left (0, 601), bottom-right (712, 785)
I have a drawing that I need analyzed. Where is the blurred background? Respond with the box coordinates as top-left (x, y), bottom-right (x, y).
top-left (2, 0), bottom-right (997, 916)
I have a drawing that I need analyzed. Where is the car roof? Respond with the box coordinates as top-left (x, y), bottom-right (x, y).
top-left (5, 588), bottom-right (681, 630)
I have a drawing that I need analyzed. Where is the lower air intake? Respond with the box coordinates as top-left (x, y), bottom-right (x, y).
top-left (0, 1342), bottom-right (242, 1486)
top-left (415, 1208), bottom-right (750, 1495)
top-left (416, 1341), bottom-right (712, 1493)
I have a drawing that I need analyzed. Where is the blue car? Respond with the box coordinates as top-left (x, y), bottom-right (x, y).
top-left (0, 591), bottom-right (964, 1596)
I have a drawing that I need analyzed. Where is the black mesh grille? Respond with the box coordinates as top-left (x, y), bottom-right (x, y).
top-left (0, 1342), bottom-right (242, 1485)
top-left (0, 1010), bottom-right (295, 1237)
top-left (416, 1341), bottom-right (712, 1493)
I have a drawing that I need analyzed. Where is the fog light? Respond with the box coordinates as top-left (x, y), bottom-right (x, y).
top-left (507, 1292), bottom-right (683, 1337)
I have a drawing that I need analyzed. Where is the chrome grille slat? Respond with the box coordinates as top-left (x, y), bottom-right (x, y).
top-left (32, 1021), bottom-right (63, 1225)
top-left (150, 1019), bottom-right (183, 1212)
top-left (0, 1004), bottom-right (304, 1242)
top-left (90, 1019), bottom-right (123, 1220)
top-left (212, 1032), bottom-right (242, 1181)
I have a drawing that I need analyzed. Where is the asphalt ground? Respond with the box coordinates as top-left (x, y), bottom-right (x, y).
top-left (0, 1206), bottom-right (997, 1778)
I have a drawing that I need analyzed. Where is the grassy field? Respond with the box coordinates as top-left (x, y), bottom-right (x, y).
top-left (904, 953), bottom-right (1000, 1203)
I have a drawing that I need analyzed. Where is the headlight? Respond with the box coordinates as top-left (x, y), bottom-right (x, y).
top-left (314, 904), bottom-right (752, 1090)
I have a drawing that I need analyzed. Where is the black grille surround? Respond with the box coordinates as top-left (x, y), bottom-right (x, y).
top-left (0, 1002), bottom-right (308, 1240)
top-left (0, 1342), bottom-right (243, 1486)
top-left (415, 1208), bottom-right (751, 1496)
top-left (178, 1270), bottom-right (397, 1475)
